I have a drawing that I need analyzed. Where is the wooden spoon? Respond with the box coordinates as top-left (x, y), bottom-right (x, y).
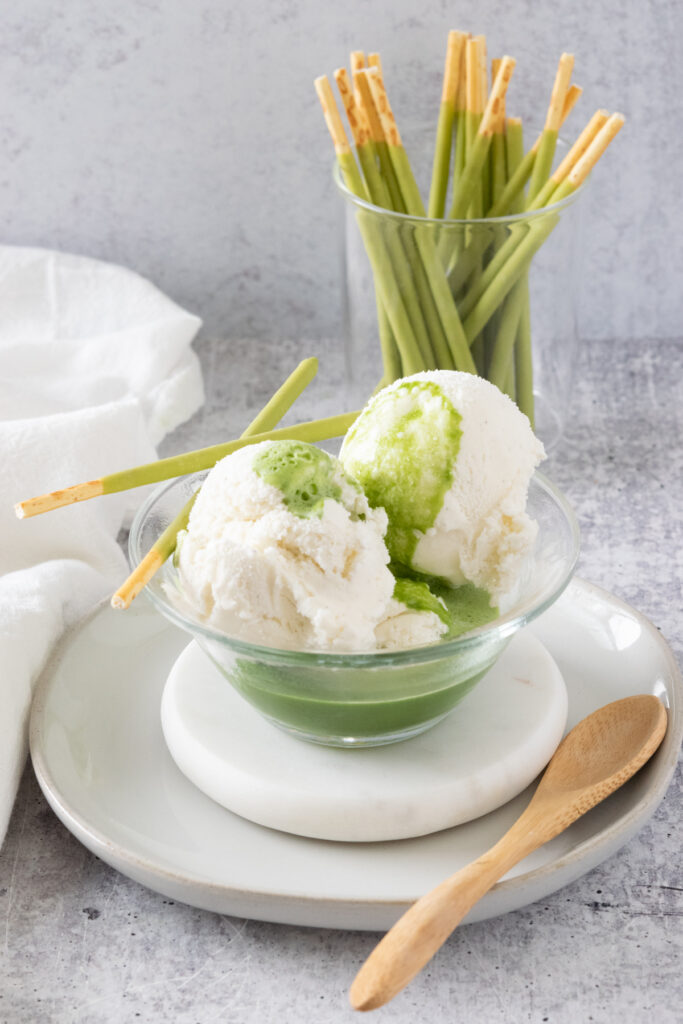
top-left (350, 695), bottom-right (667, 1012)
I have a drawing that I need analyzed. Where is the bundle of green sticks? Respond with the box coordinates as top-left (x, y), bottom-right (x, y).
top-left (315, 33), bottom-right (624, 425)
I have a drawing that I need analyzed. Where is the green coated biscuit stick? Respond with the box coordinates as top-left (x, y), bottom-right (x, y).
top-left (447, 56), bottom-right (515, 220)
top-left (363, 68), bottom-right (476, 374)
top-left (354, 70), bottom-right (405, 211)
top-left (111, 357), bottom-right (321, 607)
top-left (450, 33), bottom-right (469, 192)
top-left (458, 222), bottom-right (529, 319)
top-left (392, 144), bottom-right (475, 372)
top-left (462, 213), bottom-right (559, 343)
top-left (315, 75), bottom-right (426, 374)
top-left (333, 68), bottom-right (403, 380)
top-left (16, 409), bottom-right (361, 521)
top-left (487, 80), bottom-right (582, 217)
top-left (527, 128), bottom-right (558, 203)
top-left (528, 109), bottom-right (610, 211)
top-left (106, 412), bottom-right (361, 496)
top-left (488, 57), bottom-right (508, 209)
top-left (490, 130), bottom-right (507, 208)
top-left (526, 53), bottom-right (574, 203)
top-left (514, 293), bottom-right (534, 425)
top-left (490, 117), bottom-right (527, 406)
top-left (353, 144), bottom-right (438, 369)
top-left (428, 31), bottom-right (467, 219)
top-left (487, 147), bottom-right (536, 217)
top-left (351, 68), bottom-right (445, 369)
top-left (487, 279), bottom-right (527, 389)
top-left (354, 65), bottom-right (455, 369)
top-left (375, 284), bottom-right (402, 381)
top-left (428, 104), bottom-right (457, 218)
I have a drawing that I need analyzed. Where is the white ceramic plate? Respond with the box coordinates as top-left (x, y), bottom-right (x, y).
top-left (30, 578), bottom-right (682, 931)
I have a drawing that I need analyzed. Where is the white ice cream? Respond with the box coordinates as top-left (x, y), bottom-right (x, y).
top-left (172, 440), bottom-right (446, 652)
top-left (340, 371), bottom-right (545, 605)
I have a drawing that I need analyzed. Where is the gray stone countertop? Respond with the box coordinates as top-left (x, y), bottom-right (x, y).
top-left (2, 336), bottom-right (681, 1023)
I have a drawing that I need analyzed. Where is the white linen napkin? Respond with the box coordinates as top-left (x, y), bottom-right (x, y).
top-left (0, 246), bottom-right (204, 845)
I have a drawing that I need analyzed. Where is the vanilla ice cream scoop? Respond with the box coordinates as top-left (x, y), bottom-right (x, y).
top-left (340, 371), bottom-right (545, 604)
top-left (173, 439), bottom-right (445, 652)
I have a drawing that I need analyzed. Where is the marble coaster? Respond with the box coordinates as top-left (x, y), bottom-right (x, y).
top-left (161, 631), bottom-right (568, 843)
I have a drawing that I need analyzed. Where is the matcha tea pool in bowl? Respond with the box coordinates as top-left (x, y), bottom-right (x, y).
top-left (129, 372), bottom-right (579, 747)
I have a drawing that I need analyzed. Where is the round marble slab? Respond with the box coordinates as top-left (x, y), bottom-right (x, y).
top-left (160, 630), bottom-right (568, 843)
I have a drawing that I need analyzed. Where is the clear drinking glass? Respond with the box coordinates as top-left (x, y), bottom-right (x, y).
top-left (335, 144), bottom-right (584, 451)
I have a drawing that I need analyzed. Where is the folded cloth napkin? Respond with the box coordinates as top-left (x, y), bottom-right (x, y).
top-left (0, 246), bottom-right (204, 846)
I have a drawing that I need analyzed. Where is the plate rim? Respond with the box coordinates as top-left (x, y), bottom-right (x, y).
top-left (29, 577), bottom-right (683, 916)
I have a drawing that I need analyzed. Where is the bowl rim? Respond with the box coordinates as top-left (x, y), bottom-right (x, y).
top-left (128, 470), bottom-right (580, 668)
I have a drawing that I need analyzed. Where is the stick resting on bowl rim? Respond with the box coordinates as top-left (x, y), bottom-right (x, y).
top-left (111, 356), bottom-right (323, 609)
top-left (14, 370), bottom-right (359, 519)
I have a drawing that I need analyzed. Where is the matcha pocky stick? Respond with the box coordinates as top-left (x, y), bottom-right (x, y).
top-left (528, 109), bottom-right (610, 211)
top-left (462, 212), bottom-right (559, 343)
top-left (484, 62), bottom-right (512, 380)
top-left (541, 112), bottom-right (625, 206)
top-left (343, 54), bottom-right (404, 380)
top-left (428, 31), bottom-right (467, 218)
top-left (334, 66), bottom-right (402, 379)
top-left (475, 36), bottom-right (491, 213)
top-left (489, 59), bottom-right (508, 209)
top-left (447, 52), bottom-right (515, 370)
top-left (15, 409), bottom-right (360, 519)
top-left (458, 107), bottom-right (603, 323)
top-left (499, 117), bottom-right (532, 411)
top-left (362, 67), bottom-right (476, 373)
top-left (315, 74), bottom-right (426, 374)
top-left (354, 66), bottom-right (454, 370)
top-left (353, 64), bottom-right (404, 212)
top-left (487, 83), bottom-right (582, 218)
top-left (444, 44), bottom-right (519, 296)
top-left (335, 68), bottom-right (439, 371)
top-left (526, 53), bottom-right (575, 203)
top-left (447, 56), bottom-right (515, 220)
top-left (463, 113), bottom-right (624, 348)
top-left (111, 357), bottom-right (320, 609)
top-left (451, 35), bottom-right (470, 190)
top-left (354, 64), bottom-right (451, 370)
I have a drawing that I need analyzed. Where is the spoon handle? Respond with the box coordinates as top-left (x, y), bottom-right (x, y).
top-left (349, 808), bottom-right (544, 1012)
top-left (350, 695), bottom-right (668, 1012)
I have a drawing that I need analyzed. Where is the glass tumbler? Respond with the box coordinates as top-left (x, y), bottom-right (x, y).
top-left (335, 156), bottom-right (584, 451)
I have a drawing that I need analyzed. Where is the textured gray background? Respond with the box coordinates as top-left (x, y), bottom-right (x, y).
top-left (0, 0), bottom-right (681, 344)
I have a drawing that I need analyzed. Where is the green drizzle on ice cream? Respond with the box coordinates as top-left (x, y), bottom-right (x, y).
top-left (393, 573), bottom-right (498, 640)
top-left (341, 380), bottom-right (462, 564)
top-left (434, 582), bottom-right (499, 637)
top-left (392, 577), bottom-right (451, 628)
top-left (253, 440), bottom-right (342, 519)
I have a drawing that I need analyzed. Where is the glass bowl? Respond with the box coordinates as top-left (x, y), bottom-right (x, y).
top-left (129, 471), bottom-right (579, 748)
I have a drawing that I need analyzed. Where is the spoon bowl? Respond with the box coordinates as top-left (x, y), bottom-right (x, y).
top-left (530, 692), bottom-right (668, 801)
top-left (350, 694), bottom-right (668, 1012)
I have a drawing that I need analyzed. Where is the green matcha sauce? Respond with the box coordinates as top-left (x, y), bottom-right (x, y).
top-left (341, 380), bottom-right (462, 565)
top-left (253, 440), bottom-right (342, 518)
top-left (393, 574), bottom-right (498, 640)
top-left (433, 581), bottom-right (499, 638)
top-left (392, 577), bottom-right (451, 628)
